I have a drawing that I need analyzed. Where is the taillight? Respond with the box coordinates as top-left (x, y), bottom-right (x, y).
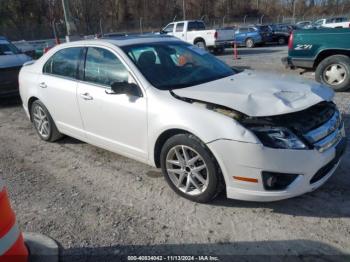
top-left (288, 32), bottom-right (294, 50)
top-left (214, 31), bottom-right (218, 39)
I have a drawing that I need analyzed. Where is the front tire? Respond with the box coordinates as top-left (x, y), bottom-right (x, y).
top-left (160, 134), bottom-right (223, 203)
top-left (30, 100), bottom-right (63, 142)
top-left (315, 55), bottom-right (350, 92)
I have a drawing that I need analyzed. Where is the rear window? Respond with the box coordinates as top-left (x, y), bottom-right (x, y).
top-left (257, 26), bottom-right (271, 32)
top-left (188, 22), bottom-right (205, 31)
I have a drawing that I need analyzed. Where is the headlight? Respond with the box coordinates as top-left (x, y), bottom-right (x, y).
top-left (251, 127), bottom-right (307, 149)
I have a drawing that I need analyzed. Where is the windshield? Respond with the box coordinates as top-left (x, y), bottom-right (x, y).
top-left (0, 42), bottom-right (20, 55)
top-left (122, 42), bottom-right (235, 90)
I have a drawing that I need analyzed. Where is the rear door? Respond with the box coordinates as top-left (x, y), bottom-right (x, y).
top-left (76, 46), bottom-right (148, 160)
top-left (38, 47), bottom-right (85, 138)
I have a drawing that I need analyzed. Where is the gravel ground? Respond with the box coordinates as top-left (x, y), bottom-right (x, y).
top-left (0, 45), bottom-right (349, 261)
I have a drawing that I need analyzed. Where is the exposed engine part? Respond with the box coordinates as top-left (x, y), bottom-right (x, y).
top-left (242, 101), bottom-right (336, 133)
top-left (170, 91), bottom-right (244, 120)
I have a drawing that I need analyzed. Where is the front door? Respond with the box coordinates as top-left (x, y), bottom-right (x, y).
top-left (77, 47), bottom-right (148, 161)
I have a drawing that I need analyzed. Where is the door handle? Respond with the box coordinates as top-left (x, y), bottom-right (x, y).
top-left (39, 82), bottom-right (47, 88)
top-left (80, 93), bottom-right (93, 101)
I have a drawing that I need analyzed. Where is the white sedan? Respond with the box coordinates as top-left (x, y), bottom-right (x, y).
top-left (19, 36), bottom-right (346, 202)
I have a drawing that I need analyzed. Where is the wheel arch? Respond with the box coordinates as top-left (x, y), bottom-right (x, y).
top-left (314, 49), bottom-right (350, 69)
top-left (28, 96), bottom-right (39, 122)
top-left (153, 129), bottom-right (191, 168)
top-left (245, 37), bottom-right (254, 46)
top-left (153, 128), bottom-right (226, 192)
top-left (193, 37), bottom-right (206, 45)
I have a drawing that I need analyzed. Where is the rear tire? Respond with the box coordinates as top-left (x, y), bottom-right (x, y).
top-left (315, 55), bottom-right (350, 92)
top-left (160, 134), bottom-right (223, 203)
top-left (245, 38), bottom-right (255, 48)
top-left (278, 37), bottom-right (286, 45)
top-left (30, 100), bottom-right (63, 142)
top-left (194, 40), bottom-right (206, 50)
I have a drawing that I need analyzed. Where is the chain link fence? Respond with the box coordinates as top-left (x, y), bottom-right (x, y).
top-left (3, 13), bottom-right (350, 43)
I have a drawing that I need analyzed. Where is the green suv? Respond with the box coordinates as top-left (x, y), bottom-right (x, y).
top-left (283, 28), bottom-right (350, 92)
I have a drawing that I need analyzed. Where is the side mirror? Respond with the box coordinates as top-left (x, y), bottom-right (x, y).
top-left (108, 81), bottom-right (142, 97)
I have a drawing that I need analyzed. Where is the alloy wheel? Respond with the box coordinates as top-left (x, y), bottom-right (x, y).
top-left (32, 104), bottom-right (50, 139)
top-left (166, 145), bottom-right (209, 196)
top-left (246, 39), bottom-right (254, 48)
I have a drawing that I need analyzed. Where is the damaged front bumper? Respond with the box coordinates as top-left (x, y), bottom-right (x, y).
top-left (207, 103), bottom-right (346, 202)
top-left (207, 136), bottom-right (346, 202)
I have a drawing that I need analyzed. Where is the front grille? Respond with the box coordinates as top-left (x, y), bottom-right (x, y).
top-left (243, 102), bottom-right (336, 134)
top-left (243, 102), bottom-right (345, 151)
top-left (0, 66), bottom-right (21, 79)
top-left (304, 110), bottom-right (344, 152)
top-left (0, 66), bottom-right (21, 93)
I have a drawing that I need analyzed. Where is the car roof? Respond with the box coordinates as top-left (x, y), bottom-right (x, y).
top-left (170, 20), bottom-right (204, 24)
top-left (103, 34), bottom-right (180, 46)
top-left (58, 35), bottom-right (181, 48)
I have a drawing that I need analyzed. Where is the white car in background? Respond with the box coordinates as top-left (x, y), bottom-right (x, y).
top-left (19, 36), bottom-right (346, 203)
top-left (314, 17), bottom-right (350, 28)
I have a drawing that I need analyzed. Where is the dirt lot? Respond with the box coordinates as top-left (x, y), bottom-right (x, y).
top-left (0, 45), bottom-right (349, 261)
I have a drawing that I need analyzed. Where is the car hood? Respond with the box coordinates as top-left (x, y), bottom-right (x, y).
top-left (0, 54), bottom-right (32, 69)
top-left (172, 71), bottom-right (334, 117)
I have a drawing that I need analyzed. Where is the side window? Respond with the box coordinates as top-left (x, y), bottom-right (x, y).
top-left (163, 24), bottom-right (174, 33)
top-left (43, 47), bottom-right (82, 79)
top-left (240, 28), bottom-right (248, 33)
top-left (188, 22), bottom-right (197, 31)
top-left (84, 47), bottom-right (129, 87)
top-left (176, 23), bottom-right (184, 32)
top-left (196, 22), bottom-right (206, 30)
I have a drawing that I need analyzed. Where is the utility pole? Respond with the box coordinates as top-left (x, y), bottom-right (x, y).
top-left (62, 0), bottom-right (76, 42)
top-left (292, 0), bottom-right (297, 23)
top-left (182, 0), bottom-right (186, 20)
